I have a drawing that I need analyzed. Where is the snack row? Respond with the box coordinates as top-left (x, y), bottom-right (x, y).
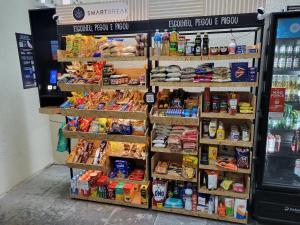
top-left (66, 116), bottom-right (146, 136)
top-left (154, 155), bottom-right (198, 180)
top-left (109, 159), bottom-right (145, 181)
top-left (60, 91), bottom-right (146, 112)
top-left (203, 88), bottom-right (254, 114)
top-left (155, 89), bottom-right (199, 117)
top-left (152, 179), bottom-right (247, 219)
top-left (102, 64), bottom-right (146, 86)
top-left (151, 63), bottom-right (256, 83)
top-left (68, 140), bottom-right (147, 162)
top-left (152, 125), bottom-right (197, 153)
top-left (200, 145), bottom-right (250, 170)
top-left (65, 34), bottom-right (146, 58)
top-left (200, 170), bottom-right (247, 193)
top-left (202, 119), bottom-right (251, 142)
top-left (70, 170), bottom-right (149, 205)
top-left (58, 61), bottom-right (105, 84)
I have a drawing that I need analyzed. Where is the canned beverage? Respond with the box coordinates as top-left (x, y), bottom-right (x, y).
top-left (275, 135), bottom-right (281, 152)
top-left (236, 45), bottom-right (246, 54)
top-left (294, 159), bottom-right (300, 177)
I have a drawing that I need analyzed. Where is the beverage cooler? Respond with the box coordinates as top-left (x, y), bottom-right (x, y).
top-left (254, 11), bottom-right (300, 225)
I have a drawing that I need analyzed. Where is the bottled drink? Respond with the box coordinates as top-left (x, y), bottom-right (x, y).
top-left (153, 29), bottom-right (162, 56)
top-left (194, 32), bottom-right (202, 56)
top-left (274, 45), bottom-right (279, 68)
top-left (169, 28), bottom-right (178, 56)
top-left (286, 45), bottom-right (294, 69)
top-left (278, 45), bottom-right (287, 69)
top-left (266, 132), bottom-right (275, 153)
top-left (291, 130), bottom-right (299, 152)
top-left (294, 159), bottom-right (300, 177)
top-left (161, 29), bottom-right (170, 56)
top-left (202, 32), bottom-right (209, 56)
top-left (228, 39), bottom-right (237, 55)
top-left (292, 43), bottom-right (300, 69)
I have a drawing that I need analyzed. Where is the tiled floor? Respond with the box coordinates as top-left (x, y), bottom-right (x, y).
top-left (0, 165), bottom-right (257, 225)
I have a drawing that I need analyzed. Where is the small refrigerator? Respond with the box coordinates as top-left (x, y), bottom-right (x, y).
top-left (254, 11), bottom-right (300, 225)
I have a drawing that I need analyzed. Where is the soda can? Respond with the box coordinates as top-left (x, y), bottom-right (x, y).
top-left (294, 159), bottom-right (300, 177)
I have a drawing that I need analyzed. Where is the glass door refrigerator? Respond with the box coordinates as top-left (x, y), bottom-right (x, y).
top-left (254, 11), bottom-right (300, 225)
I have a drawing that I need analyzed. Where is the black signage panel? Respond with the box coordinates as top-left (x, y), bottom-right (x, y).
top-left (57, 13), bottom-right (263, 35)
top-left (57, 20), bottom-right (149, 35)
top-left (15, 33), bottom-right (37, 89)
top-left (149, 13), bottom-right (263, 32)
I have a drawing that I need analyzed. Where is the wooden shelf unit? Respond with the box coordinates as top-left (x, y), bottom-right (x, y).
top-left (198, 163), bottom-right (251, 174)
top-left (200, 138), bottom-right (253, 147)
top-left (60, 107), bottom-right (148, 120)
top-left (39, 107), bottom-right (61, 115)
top-left (152, 206), bottom-right (247, 224)
top-left (62, 127), bottom-right (149, 144)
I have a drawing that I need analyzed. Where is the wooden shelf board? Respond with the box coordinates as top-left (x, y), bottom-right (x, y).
top-left (58, 82), bottom-right (102, 92)
top-left (39, 107), bottom-right (61, 115)
top-left (62, 129), bottom-right (149, 144)
top-left (109, 177), bottom-right (148, 185)
top-left (150, 53), bottom-right (260, 61)
top-left (198, 164), bottom-right (251, 174)
top-left (108, 153), bottom-right (147, 160)
top-left (150, 81), bottom-right (258, 88)
top-left (151, 146), bottom-right (198, 155)
top-left (60, 108), bottom-right (148, 120)
top-left (151, 206), bottom-right (247, 224)
top-left (102, 85), bottom-right (147, 91)
top-left (71, 195), bottom-right (149, 209)
top-left (200, 138), bottom-right (253, 147)
top-left (152, 172), bottom-right (197, 183)
top-left (65, 161), bottom-right (104, 171)
top-left (150, 115), bottom-right (199, 126)
top-left (198, 186), bottom-right (249, 199)
top-left (58, 56), bottom-right (147, 62)
top-left (200, 112), bottom-right (255, 120)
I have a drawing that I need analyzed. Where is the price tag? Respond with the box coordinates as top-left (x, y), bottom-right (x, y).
top-left (144, 91), bottom-right (156, 105)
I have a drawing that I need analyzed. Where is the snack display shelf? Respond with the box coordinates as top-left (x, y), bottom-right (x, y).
top-left (60, 108), bottom-right (148, 120)
top-left (62, 127), bottom-right (149, 144)
top-left (151, 205), bottom-right (247, 224)
top-left (58, 82), bottom-right (102, 92)
top-left (198, 187), bottom-right (249, 199)
top-left (58, 55), bottom-right (147, 62)
top-left (151, 146), bottom-right (198, 156)
top-left (150, 52), bottom-right (260, 61)
top-left (199, 138), bottom-right (253, 148)
top-left (152, 172), bottom-right (197, 183)
top-left (71, 194), bottom-right (149, 209)
top-left (198, 164), bottom-right (251, 174)
top-left (150, 107), bottom-right (200, 126)
top-left (39, 107), bottom-right (61, 115)
top-left (200, 112), bottom-right (255, 120)
top-left (150, 81), bottom-right (258, 88)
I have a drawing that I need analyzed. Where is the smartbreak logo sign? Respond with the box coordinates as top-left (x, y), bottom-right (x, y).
top-left (73, 7), bottom-right (85, 21)
top-left (72, 3), bottom-right (129, 23)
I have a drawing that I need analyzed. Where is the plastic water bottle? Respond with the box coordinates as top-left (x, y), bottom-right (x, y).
top-left (154, 29), bottom-right (162, 56)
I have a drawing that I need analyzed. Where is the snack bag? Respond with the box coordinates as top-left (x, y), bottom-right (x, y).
top-left (78, 117), bottom-right (93, 132)
top-left (89, 120), bottom-right (100, 133)
top-left (65, 35), bottom-right (74, 57)
top-left (98, 118), bottom-right (107, 133)
top-left (67, 116), bottom-right (78, 131)
top-left (182, 155), bottom-right (198, 179)
top-left (234, 199), bottom-right (247, 219)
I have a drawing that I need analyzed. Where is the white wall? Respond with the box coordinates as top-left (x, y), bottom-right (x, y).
top-left (0, 0), bottom-right (54, 196)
